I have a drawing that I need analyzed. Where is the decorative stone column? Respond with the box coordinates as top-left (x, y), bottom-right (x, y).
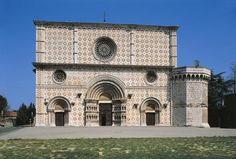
top-left (121, 103), bottom-right (126, 126)
top-left (112, 101), bottom-right (126, 126)
top-left (85, 100), bottom-right (99, 126)
top-left (112, 102), bottom-right (121, 126)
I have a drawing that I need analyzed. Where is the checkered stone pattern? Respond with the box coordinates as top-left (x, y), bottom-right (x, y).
top-left (35, 66), bottom-right (171, 126)
top-left (45, 26), bottom-right (73, 63)
top-left (134, 29), bottom-right (170, 66)
top-left (34, 21), bottom-right (209, 127)
top-left (36, 23), bottom-right (176, 66)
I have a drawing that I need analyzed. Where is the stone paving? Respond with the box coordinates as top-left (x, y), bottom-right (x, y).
top-left (0, 127), bottom-right (236, 140)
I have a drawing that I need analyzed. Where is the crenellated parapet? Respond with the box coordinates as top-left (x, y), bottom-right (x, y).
top-left (172, 67), bottom-right (211, 81)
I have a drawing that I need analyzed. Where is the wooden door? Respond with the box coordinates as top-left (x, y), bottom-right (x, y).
top-left (99, 104), bottom-right (112, 126)
top-left (146, 113), bottom-right (155, 126)
top-left (55, 112), bottom-right (64, 126)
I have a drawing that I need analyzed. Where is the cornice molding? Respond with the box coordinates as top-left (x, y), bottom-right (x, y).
top-left (32, 62), bottom-right (174, 70)
top-left (33, 20), bottom-right (179, 30)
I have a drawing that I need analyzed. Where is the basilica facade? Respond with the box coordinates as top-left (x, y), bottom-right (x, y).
top-left (33, 20), bottom-right (210, 127)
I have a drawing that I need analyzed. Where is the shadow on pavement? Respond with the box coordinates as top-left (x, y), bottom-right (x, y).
top-left (0, 127), bottom-right (25, 136)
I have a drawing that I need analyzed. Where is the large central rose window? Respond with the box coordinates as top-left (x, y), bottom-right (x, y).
top-left (98, 43), bottom-right (111, 57)
top-left (95, 37), bottom-right (117, 61)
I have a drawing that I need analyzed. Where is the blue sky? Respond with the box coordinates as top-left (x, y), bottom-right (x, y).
top-left (0, 0), bottom-right (236, 110)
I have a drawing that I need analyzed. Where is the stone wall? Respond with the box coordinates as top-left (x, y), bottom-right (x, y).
top-left (34, 21), bottom-right (178, 127)
top-left (34, 21), bottom-right (211, 127)
top-left (172, 67), bottom-right (210, 127)
top-left (172, 79), bottom-right (186, 126)
top-left (35, 66), bottom-right (172, 126)
top-left (35, 21), bottom-right (177, 66)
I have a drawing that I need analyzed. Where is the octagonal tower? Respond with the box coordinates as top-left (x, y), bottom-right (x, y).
top-left (172, 67), bottom-right (211, 127)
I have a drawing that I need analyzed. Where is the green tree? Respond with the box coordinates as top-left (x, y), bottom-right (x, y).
top-left (16, 103), bottom-right (28, 125)
top-left (230, 62), bottom-right (236, 94)
top-left (208, 72), bottom-right (234, 127)
top-left (16, 103), bottom-right (36, 126)
top-left (28, 103), bottom-right (36, 125)
top-left (0, 95), bottom-right (9, 118)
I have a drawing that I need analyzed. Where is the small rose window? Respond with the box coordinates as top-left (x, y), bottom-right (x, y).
top-left (146, 71), bottom-right (157, 83)
top-left (53, 70), bottom-right (66, 84)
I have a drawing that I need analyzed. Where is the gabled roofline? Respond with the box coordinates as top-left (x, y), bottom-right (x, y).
top-left (33, 20), bottom-right (179, 30)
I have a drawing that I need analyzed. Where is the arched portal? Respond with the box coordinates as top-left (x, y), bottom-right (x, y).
top-left (85, 76), bottom-right (126, 126)
top-left (140, 97), bottom-right (161, 126)
top-left (47, 97), bottom-right (71, 126)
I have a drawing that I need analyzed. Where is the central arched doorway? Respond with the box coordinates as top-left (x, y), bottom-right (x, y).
top-left (85, 76), bottom-right (126, 126)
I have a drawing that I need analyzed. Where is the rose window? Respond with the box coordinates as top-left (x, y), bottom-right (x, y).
top-left (53, 70), bottom-right (66, 84)
top-left (95, 37), bottom-right (116, 61)
top-left (146, 71), bottom-right (157, 83)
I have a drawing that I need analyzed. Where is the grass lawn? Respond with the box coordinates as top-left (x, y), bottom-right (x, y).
top-left (0, 137), bottom-right (235, 159)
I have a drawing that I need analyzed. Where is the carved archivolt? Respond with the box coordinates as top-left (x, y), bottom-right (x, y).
top-left (140, 97), bottom-right (162, 112)
top-left (47, 96), bottom-right (71, 112)
top-left (140, 97), bottom-right (162, 125)
top-left (86, 75), bottom-right (126, 100)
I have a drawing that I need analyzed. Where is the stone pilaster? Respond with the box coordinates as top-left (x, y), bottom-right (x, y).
top-left (36, 25), bottom-right (46, 62)
top-left (169, 31), bottom-right (177, 67)
top-left (73, 27), bottom-right (78, 63)
top-left (129, 29), bottom-right (135, 65)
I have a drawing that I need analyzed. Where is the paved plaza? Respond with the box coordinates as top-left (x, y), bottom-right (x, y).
top-left (0, 127), bottom-right (236, 140)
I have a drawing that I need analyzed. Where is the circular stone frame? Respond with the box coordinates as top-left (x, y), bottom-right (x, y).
top-left (94, 37), bottom-right (117, 62)
top-left (145, 71), bottom-right (157, 84)
top-left (53, 70), bottom-right (67, 84)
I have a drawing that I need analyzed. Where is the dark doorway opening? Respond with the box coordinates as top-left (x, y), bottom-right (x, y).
top-left (146, 113), bottom-right (155, 126)
top-left (99, 104), bottom-right (112, 126)
top-left (55, 112), bottom-right (64, 126)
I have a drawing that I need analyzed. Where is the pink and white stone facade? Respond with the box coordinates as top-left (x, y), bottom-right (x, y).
top-left (33, 21), bottom-right (210, 127)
